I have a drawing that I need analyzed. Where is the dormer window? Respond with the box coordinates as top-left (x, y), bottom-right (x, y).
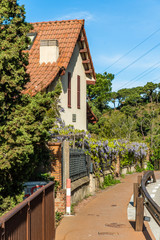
top-left (27, 32), bottom-right (37, 50)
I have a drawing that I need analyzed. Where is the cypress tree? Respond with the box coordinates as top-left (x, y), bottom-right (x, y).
top-left (0, 0), bottom-right (61, 214)
top-left (0, 0), bottom-right (31, 122)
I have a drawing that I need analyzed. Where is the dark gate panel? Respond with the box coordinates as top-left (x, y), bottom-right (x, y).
top-left (69, 149), bottom-right (90, 182)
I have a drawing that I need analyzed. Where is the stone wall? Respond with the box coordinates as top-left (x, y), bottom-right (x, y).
top-left (71, 175), bottom-right (95, 204)
top-left (48, 141), bottom-right (148, 214)
top-left (48, 142), bottom-right (66, 213)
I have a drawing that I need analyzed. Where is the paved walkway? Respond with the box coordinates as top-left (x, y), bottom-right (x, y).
top-left (56, 172), bottom-right (159, 240)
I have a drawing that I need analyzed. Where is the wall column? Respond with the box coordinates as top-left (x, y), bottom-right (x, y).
top-left (62, 141), bottom-right (70, 189)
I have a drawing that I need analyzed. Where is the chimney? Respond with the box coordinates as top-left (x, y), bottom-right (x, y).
top-left (40, 39), bottom-right (59, 64)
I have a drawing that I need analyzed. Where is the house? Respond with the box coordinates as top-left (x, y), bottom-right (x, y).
top-left (24, 19), bottom-right (97, 130)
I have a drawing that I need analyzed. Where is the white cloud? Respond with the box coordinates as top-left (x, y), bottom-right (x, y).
top-left (57, 11), bottom-right (95, 22)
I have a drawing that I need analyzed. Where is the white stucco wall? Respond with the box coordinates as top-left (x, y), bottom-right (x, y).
top-left (59, 43), bottom-right (87, 130)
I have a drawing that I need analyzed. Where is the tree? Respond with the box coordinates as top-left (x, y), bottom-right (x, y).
top-left (0, 0), bottom-right (31, 122)
top-left (110, 92), bottom-right (117, 109)
top-left (143, 82), bottom-right (157, 103)
top-left (116, 88), bottom-right (130, 106)
top-left (90, 111), bottom-right (138, 140)
top-left (116, 87), bottom-right (143, 108)
top-left (87, 72), bottom-right (114, 113)
top-left (0, 0), bottom-right (61, 214)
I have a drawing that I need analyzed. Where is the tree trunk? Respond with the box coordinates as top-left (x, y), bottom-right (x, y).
top-left (141, 121), bottom-right (145, 140)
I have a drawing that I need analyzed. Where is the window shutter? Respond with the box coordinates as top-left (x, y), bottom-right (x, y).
top-left (68, 72), bottom-right (71, 108)
top-left (77, 75), bottom-right (80, 109)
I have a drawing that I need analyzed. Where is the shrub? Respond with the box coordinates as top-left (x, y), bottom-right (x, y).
top-left (102, 174), bottom-right (121, 189)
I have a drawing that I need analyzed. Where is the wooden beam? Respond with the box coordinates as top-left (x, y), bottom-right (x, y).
top-left (80, 36), bottom-right (85, 41)
top-left (85, 69), bottom-right (93, 74)
top-left (82, 59), bottom-right (90, 64)
top-left (87, 80), bottom-right (95, 85)
top-left (80, 48), bottom-right (87, 53)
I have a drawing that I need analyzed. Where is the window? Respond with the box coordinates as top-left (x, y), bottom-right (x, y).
top-left (68, 72), bottom-right (71, 108)
top-left (77, 75), bottom-right (80, 109)
top-left (72, 114), bottom-right (76, 122)
top-left (27, 32), bottom-right (37, 50)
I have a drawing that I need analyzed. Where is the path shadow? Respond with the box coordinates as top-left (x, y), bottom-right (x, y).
top-left (129, 221), bottom-right (153, 240)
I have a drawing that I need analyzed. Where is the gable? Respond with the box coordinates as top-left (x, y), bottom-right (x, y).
top-left (24, 19), bottom-right (96, 96)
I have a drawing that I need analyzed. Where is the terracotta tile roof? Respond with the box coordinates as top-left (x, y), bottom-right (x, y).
top-left (24, 19), bottom-right (95, 96)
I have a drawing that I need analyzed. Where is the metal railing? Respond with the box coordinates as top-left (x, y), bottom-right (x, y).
top-left (140, 170), bottom-right (160, 226)
top-left (69, 149), bottom-right (90, 182)
top-left (0, 182), bottom-right (55, 240)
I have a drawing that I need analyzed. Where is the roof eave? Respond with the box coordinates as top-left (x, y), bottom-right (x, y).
top-left (81, 27), bottom-right (96, 80)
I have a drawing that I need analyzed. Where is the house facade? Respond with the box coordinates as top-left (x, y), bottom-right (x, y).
top-left (24, 20), bottom-right (97, 130)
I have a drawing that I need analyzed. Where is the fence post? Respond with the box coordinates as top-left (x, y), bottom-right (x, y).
top-left (1, 223), bottom-right (5, 240)
top-left (137, 175), bottom-right (142, 186)
top-left (115, 155), bottom-right (120, 177)
top-left (66, 179), bottom-right (71, 215)
top-left (73, 135), bottom-right (75, 149)
top-left (26, 202), bottom-right (31, 240)
top-left (152, 171), bottom-right (156, 183)
top-left (135, 197), bottom-right (144, 231)
top-left (82, 138), bottom-right (84, 150)
top-left (42, 190), bottom-right (45, 240)
top-left (62, 141), bottom-right (70, 189)
top-left (133, 183), bottom-right (139, 207)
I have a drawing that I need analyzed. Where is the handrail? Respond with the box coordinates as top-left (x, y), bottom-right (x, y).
top-left (0, 181), bottom-right (54, 224)
top-left (140, 171), bottom-right (160, 226)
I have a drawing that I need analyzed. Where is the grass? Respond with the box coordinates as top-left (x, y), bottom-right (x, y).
top-left (55, 211), bottom-right (64, 226)
top-left (135, 165), bottom-right (145, 172)
top-left (101, 174), bottom-right (121, 189)
top-left (126, 171), bottom-right (133, 174)
top-left (84, 194), bottom-right (92, 199)
top-left (120, 173), bottom-right (125, 179)
top-left (71, 203), bottom-right (76, 215)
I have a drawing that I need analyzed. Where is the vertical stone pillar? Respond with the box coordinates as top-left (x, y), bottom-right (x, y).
top-left (49, 142), bottom-right (62, 188)
top-left (115, 155), bottom-right (120, 177)
top-left (62, 141), bottom-right (70, 189)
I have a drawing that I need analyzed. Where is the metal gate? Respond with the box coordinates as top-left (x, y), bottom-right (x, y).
top-left (69, 149), bottom-right (90, 182)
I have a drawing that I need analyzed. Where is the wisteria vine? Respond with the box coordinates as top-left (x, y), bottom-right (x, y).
top-left (50, 125), bottom-right (148, 175)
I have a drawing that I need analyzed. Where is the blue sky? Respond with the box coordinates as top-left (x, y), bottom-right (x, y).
top-left (19, 0), bottom-right (160, 91)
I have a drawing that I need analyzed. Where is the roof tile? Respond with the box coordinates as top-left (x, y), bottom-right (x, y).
top-left (24, 19), bottom-right (95, 95)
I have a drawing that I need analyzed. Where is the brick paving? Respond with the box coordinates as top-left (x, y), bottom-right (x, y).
top-left (56, 173), bottom-right (157, 240)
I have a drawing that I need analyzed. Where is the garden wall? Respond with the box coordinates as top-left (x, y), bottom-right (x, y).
top-left (48, 142), bottom-right (62, 188)
top-left (48, 141), bottom-right (96, 212)
top-left (48, 142), bottom-right (65, 213)
top-left (48, 140), bottom-right (149, 213)
top-left (71, 174), bottom-right (96, 204)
